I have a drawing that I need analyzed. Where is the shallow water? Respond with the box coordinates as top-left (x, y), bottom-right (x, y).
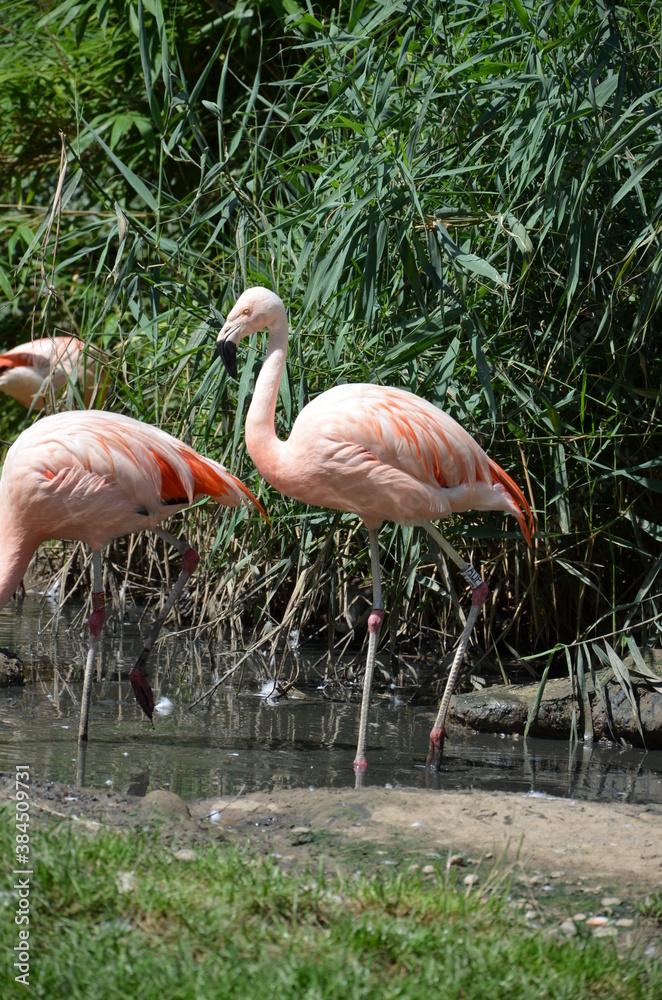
top-left (1, 596), bottom-right (661, 804)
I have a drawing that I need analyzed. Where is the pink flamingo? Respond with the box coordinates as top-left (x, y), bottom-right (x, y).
top-left (0, 409), bottom-right (264, 741)
top-left (216, 287), bottom-right (534, 772)
top-left (0, 336), bottom-right (107, 410)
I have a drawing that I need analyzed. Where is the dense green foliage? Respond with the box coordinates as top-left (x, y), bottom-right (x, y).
top-left (0, 805), bottom-right (658, 998)
top-left (0, 0), bottom-right (660, 701)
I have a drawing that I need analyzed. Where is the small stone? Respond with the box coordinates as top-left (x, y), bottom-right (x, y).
top-left (586, 916), bottom-right (609, 926)
top-left (290, 826), bottom-right (313, 845)
top-left (172, 848), bottom-right (197, 861)
top-left (615, 918), bottom-right (635, 928)
top-left (573, 913), bottom-right (587, 922)
top-left (463, 873), bottom-right (480, 887)
top-left (600, 896), bottom-right (622, 907)
top-left (447, 854), bottom-right (465, 868)
top-left (116, 871), bottom-right (136, 894)
top-left (529, 874), bottom-right (547, 885)
top-left (593, 926), bottom-right (618, 938)
top-left (408, 863), bottom-right (419, 873)
top-left (524, 909), bottom-right (537, 920)
top-left (550, 870), bottom-right (564, 879)
top-left (140, 790), bottom-right (190, 820)
top-left (422, 865), bottom-right (435, 875)
top-left (559, 920), bottom-right (578, 936)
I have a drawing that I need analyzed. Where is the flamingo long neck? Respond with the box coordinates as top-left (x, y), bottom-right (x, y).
top-left (244, 315), bottom-right (290, 484)
top-left (0, 505), bottom-right (34, 610)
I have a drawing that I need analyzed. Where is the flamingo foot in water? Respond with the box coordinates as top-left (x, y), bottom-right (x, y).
top-left (426, 726), bottom-right (446, 770)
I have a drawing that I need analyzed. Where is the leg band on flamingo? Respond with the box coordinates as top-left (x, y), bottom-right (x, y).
top-left (460, 564), bottom-right (484, 590)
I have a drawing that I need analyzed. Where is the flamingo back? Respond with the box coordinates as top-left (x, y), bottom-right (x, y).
top-left (0, 410), bottom-right (263, 551)
top-left (278, 383), bottom-right (533, 538)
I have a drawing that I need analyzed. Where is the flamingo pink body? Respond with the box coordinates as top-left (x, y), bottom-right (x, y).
top-left (0, 336), bottom-right (107, 409)
top-left (0, 409), bottom-right (263, 740)
top-left (248, 380), bottom-right (533, 537)
top-left (217, 287), bottom-right (534, 773)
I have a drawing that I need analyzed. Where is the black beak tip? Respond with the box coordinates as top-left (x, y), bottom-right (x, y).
top-left (216, 338), bottom-right (238, 379)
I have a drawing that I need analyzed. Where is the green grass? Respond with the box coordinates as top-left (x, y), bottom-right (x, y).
top-left (1, 807), bottom-right (658, 999)
top-left (638, 893), bottom-right (662, 926)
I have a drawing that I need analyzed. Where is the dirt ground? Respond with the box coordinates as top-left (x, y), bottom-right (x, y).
top-left (191, 785), bottom-right (662, 890)
top-left (3, 776), bottom-right (660, 893)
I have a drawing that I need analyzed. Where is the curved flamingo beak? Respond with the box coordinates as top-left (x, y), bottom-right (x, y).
top-left (216, 337), bottom-right (237, 379)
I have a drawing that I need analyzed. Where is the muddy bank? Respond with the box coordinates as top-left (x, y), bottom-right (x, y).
top-left (2, 774), bottom-right (660, 893)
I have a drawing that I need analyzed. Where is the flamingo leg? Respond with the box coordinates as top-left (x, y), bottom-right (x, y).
top-left (78, 550), bottom-right (105, 743)
top-left (425, 523), bottom-right (488, 770)
top-left (353, 528), bottom-right (384, 773)
top-left (129, 527), bottom-right (200, 722)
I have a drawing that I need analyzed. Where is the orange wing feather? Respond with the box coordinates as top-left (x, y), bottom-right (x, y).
top-left (0, 352), bottom-right (43, 370)
top-left (487, 457), bottom-right (534, 545)
top-left (153, 453), bottom-right (190, 505)
top-left (175, 449), bottom-right (267, 519)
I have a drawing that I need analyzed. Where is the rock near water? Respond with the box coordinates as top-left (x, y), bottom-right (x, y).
top-left (449, 649), bottom-right (662, 749)
top-left (0, 647), bottom-right (24, 687)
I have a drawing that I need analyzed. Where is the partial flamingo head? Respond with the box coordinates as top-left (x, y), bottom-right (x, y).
top-left (216, 287), bottom-right (287, 378)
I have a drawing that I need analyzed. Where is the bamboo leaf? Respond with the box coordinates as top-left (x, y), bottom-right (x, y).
top-left (435, 223), bottom-right (508, 289)
top-left (599, 641), bottom-right (646, 746)
top-left (82, 119), bottom-right (158, 211)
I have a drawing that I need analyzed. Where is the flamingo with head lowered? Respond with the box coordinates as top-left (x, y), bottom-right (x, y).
top-left (0, 409), bottom-right (264, 742)
top-left (0, 336), bottom-right (108, 410)
top-left (216, 287), bottom-right (534, 772)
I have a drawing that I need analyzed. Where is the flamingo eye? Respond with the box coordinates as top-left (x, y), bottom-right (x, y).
top-left (242, 307), bottom-right (251, 316)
